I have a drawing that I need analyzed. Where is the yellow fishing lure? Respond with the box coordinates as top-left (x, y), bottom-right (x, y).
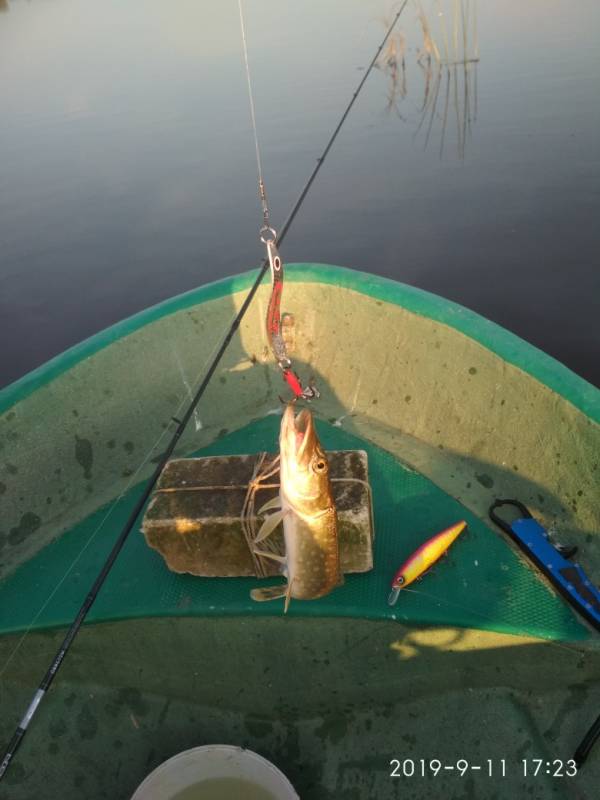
top-left (388, 520), bottom-right (467, 605)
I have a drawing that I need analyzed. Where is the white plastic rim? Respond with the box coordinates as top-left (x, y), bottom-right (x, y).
top-left (130, 744), bottom-right (299, 800)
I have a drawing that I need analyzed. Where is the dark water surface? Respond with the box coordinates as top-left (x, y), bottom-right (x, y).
top-left (1, 0), bottom-right (599, 389)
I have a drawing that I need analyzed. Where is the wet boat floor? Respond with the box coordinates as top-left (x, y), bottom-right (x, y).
top-left (0, 417), bottom-right (589, 641)
top-left (1, 418), bottom-right (598, 797)
top-left (2, 673), bottom-right (597, 800)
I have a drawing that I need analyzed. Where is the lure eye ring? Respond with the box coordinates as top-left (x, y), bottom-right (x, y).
top-left (395, 575), bottom-right (405, 587)
top-left (260, 225), bottom-right (277, 244)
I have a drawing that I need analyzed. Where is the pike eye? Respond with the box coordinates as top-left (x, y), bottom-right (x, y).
top-left (313, 459), bottom-right (327, 473)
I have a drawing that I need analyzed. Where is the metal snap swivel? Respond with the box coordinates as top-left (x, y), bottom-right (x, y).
top-left (260, 225), bottom-right (277, 244)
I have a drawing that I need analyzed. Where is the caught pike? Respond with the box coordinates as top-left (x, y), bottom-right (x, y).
top-left (388, 520), bottom-right (467, 605)
top-left (250, 405), bottom-right (342, 611)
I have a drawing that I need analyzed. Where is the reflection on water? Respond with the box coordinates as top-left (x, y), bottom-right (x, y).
top-left (0, 0), bottom-right (599, 388)
top-left (377, 0), bottom-right (479, 159)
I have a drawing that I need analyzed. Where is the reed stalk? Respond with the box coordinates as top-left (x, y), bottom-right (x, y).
top-left (415, 0), bottom-right (441, 63)
top-left (461, 0), bottom-right (468, 64)
top-left (453, 0), bottom-right (459, 62)
top-left (435, 0), bottom-right (450, 64)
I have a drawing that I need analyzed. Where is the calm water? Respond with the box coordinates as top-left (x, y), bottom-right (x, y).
top-left (1, 0), bottom-right (599, 389)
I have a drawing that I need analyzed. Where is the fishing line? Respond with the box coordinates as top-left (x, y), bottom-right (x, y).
top-left (237, 0), bottom-right (265, 211)
top-left (240, 0), bottom-right (410, 244)
top-left (0, 315), bottom-right (239, 682)
top-left (0, 1), bottom-right (410, 781)
top-left (0, 315), bottom-right (249, 779)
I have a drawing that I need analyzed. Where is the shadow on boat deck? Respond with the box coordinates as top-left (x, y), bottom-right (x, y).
top-left (1, 617), bottom-right (599, 799)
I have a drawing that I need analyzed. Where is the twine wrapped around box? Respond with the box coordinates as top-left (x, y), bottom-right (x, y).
top-left (141, 451), bottom-right (374, 578)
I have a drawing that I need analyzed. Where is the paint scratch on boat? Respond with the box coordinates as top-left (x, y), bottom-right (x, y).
top-left (172, 349), bottom-right (202, 431)
top-left (228, 359), bottom-right (255, 372)
top-left (334, 374), bottom-right (362, 426)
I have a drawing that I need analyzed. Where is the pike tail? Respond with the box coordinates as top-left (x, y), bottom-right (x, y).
top-left (250, 584), bottom-right (287, 602)
top-left (250, 579), bottom-right (295, 614)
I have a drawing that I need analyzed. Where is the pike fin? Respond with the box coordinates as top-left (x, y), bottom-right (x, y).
top-left (250, 584), bottom-right (288, 602)
top-left (253, 549), bottom-right (286, 564)
top-left (257, 496), bottom-right (282, 515)
top-left (254, 509), bottom-right (288, 543)
top-left (284, 578), bottom-right (295, 614)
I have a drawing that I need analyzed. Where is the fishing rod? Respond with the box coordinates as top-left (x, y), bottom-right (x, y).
top-left (0, 1), bottom-right (409, 781)
top-left (575, 713), bottom-right (600, 767)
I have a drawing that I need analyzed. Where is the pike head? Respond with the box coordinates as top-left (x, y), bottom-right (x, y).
top-left (279, 404), bottom-right (332, 516)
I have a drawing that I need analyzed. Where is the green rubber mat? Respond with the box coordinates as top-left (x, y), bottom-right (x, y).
top-left (0, 416), bottom-right (589, 641)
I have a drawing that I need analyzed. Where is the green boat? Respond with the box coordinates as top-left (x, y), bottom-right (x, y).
top-left (1, 264), bottom-right (599, 798)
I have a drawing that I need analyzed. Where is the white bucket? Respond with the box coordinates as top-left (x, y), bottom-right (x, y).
top-left (130, 744), bottom-right (299, 800)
